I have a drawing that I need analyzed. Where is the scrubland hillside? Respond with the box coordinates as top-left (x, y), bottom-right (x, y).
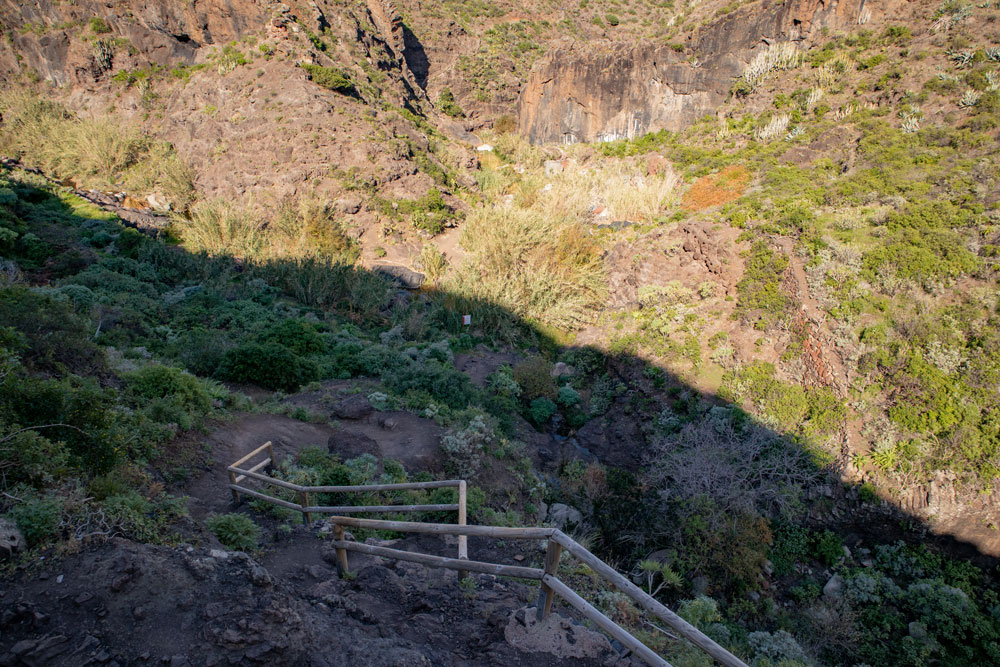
top-left (3, 0), bottom-right (1000, 665)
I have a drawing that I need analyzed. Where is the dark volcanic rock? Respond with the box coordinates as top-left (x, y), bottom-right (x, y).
top-left (333, 395), bottom-right (375, 420)
top-left (372, 264), bottom-right (425, 289)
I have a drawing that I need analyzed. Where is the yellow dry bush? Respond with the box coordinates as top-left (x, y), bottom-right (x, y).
top-left (538, 160), bottom-right (679, 223)
top-left (448, 204), bottom-right (606, 331)
top-left (174, 197), bottom-right (358, 264)
top-left (176, 199), bottom-right (266, 260)
top-left (0, 90), bottom-right (195, 208)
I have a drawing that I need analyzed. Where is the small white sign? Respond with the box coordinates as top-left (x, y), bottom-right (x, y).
top-left (462, 314), bottom-right (471, 326)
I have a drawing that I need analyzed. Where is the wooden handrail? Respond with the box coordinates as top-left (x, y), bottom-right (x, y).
top-left (551, 531), bottom-right (743, 667)
top-left (541, 574), bottom-right (669, 667)
top-left (227, 445), bottom-right (749, 667)
top-left (332, 540), bottom-right (544, 580)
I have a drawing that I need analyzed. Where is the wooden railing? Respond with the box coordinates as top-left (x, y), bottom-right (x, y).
top-left (228, 443), bottom-right (748, 667)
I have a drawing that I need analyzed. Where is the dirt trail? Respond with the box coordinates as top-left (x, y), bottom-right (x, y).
top-left (183, 413), bottom-right (340, 520)
top-left (777, 238), bottom-right (866, 467)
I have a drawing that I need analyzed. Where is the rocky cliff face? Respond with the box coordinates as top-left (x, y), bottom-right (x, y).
top-left (0, 0), bottom-right (267, 87)
top-left (517, 0), bottom-right (886, 144)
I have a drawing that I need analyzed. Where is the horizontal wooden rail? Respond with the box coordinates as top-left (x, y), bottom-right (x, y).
top-left (231, 441), bottom-right (273, 469)
top-left (227, 466), bottom-right (302, 492)
top-left (333, 540), bottom-right (544, 580)
top-left (303, 503), bottom-right (459, 514)
top-left (327, 515), bottom-right (556, 540)
top-left (542, 575), bottom-right (669, 667)
top-left (229, 484), bottom-right (305, 511)
top-left (228, 466), bottom-right (464, 495)
top-left (233, 457), bottom-right (272, 485)
top-left (310, 480), bottom-right (462, 493)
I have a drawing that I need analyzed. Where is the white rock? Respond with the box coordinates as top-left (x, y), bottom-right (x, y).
top-left (476, 144), bottom-right (494, 152)
top-left (546, 503), bottom-right (583, 530)
top-left (823, 574), bottom-right (844, 599)
top-left (0, 517), bottom-right (24, 556)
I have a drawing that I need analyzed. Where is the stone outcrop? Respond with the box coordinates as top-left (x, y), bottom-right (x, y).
top-left (518, 42), bottom-right (735, 144)
top-left (518, 0), bottom-right (891, 144)
top-left (0, 0), bottom-right (268, 86)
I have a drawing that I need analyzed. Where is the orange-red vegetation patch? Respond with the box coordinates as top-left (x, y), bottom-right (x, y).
top-left (681, 165), bottom-right (750, 212)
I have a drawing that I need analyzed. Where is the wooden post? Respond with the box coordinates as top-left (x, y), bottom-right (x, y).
top-left (229, 470), bottom-right (240, 503)
top-left (266, 441), bottom-right (275, 471)
top-left (300, 491), bottom-right (311, 526)
top-left (536, 539), bottom-right (563, 620)
top-left (333, 523), bottom-right (349, 575)
top-left (457, 481), bottom-right (468, 581)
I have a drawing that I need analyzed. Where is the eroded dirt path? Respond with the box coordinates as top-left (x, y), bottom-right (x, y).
top-left (777, 238), bottom-right (866, 469)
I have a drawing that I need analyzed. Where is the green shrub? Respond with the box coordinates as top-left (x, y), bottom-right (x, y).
top-left (216, 342), bottom-right (318, 392)
top-left (557, 385), bottom-right (581, 407)
top-left (89, 17), bottom-right (111, 34)
top-left (175, 328), bottom-right (235, 377)
top-left (736, 242), bottom-right (792, 329)
top-left (441, 415), bottom-right (493, 477)
top-left (124, 365), bottom-right (212, 413)
top-left (5, 374), bottom-right (123, 475)
top-left (301, 64), bottom-right (355, 95)
top-left (8, 495), bottom-right (62, 546)
top-left (770, 522), bottom-right (810, 575)
top-left (513, 357), bottom-right (556, 401)
top-left (605, 13), bottom-right (620, 26)
top-left (102, 491), bottom-right (178, 542)
top-left (206, 512), bottom-right (260, 550)
top-left (261, 319), bottom-right (324, 355)
top-left (382, 360), bottom-right (475, 409)
top-left (813, 529), bottom-right (844, 566)
top-left (494, 115), bottom-right (517, 134)
top-left (437, 88), bottom-right (464, 118)
top-left (0, 429), bottom-right (70, 488)
top-left (0, 287), bottom-right (107, 375)
top-left (397, 188), bottom-right (453, 235)
top-left (529, 397), bottom-right (557, 425)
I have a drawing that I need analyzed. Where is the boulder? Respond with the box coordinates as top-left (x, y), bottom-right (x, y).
top-left (334, 197), bottom-right (362, 215)
top-left (545, 503), bottom-right (582, 531)
top-left (333, 394), bottom-right (374, 420)
top-left (505, 606), bottom-right (614, 660)
top-left (372, 264), bottom-right (425, 289)
top-left (543, 160), bottom-right (563, 176)
top-left (823, 574), bottom-right (844, 599)
top-left (549, 362), bottom-right (575, 378)
top-left (0, 517), bottom-right (24, 556)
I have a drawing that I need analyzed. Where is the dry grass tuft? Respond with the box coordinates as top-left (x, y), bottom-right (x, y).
top-left (448, 205), bottom-right (607, 332)
top-left (681, 165), bottom-right (750, 212)
top-left (0, 90), bottom-right (195, 208)
top-left (174, 198), bottom-right (357, 264)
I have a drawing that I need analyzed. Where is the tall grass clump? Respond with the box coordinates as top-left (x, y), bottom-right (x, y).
top-left (448, 206), bottom-right (606, 333)
top-left (0, 91), bottom-right (195, 207)
top-left (176, 200), bottom-right (266, 259)
top-left (542, 161), bottom-right (679, 223)
top-left (174, 198), bottom-right (358, 264)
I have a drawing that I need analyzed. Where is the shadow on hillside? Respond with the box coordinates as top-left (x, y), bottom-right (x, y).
top-left (4, 169), bottom-right (998, 662)
top-left (401, 22), bottom-right (430, 90)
